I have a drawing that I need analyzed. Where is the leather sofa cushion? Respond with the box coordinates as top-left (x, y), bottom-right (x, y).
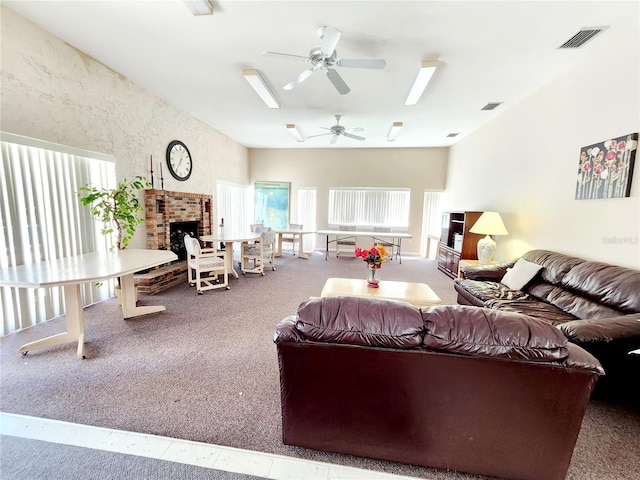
top-left (486, 298), bottom-right (576, 326)
top-left (560, 313), bottom-right (640, 343)
top-left (522, 250), bottom-right (584, 285)
top-left (295, 296), bottom-right (424, 348)
top-left (422, 305), bottom-right (569, 362)
top-left (454, 279), bottom-right (529, 303)
top-left (561, 261), bottom-right (640, 314)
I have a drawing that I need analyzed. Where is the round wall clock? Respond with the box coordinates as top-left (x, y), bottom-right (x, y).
top-left (166, 140), bottom-right (192, 181)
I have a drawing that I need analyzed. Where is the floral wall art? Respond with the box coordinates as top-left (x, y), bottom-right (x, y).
top-left (576, 133), bottom-right (638, 200)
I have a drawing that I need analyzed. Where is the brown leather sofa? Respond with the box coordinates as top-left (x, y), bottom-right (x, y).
top-left (454, 249), bottom-right (640, 398)
top-left (273, 296), bottom-right (603, 480)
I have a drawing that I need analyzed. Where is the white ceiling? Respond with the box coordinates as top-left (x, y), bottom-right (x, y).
top-left (4, 1), bottom-right (638, 149)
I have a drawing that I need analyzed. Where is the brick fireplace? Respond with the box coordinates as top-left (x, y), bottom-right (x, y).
top-left (136, 189), bottom-right (214, 294)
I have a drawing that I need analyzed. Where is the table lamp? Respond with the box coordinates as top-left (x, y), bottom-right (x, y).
top-left (469, 212), bottom-right (509, 263)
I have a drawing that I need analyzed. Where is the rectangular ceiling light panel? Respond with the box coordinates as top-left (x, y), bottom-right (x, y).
top-left (286, 124), bottom-right (305, 142)
top-left (183, 0), bottom-right (213, 15)
top-left (387, 122), bottom-right (403, 141)
top-left (242, 69), bottom-right (280, 109)
top-left (404, 60), bottom-right (439, 106)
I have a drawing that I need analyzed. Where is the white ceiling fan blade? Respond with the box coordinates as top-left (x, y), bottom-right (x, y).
top-left (306, 132), bottom-right (333, 138)
top-left (330, 134), bottom-right (339, 145)
top-left (346, 127), bottom-right (364, 133)
top-left (337, 58), bottom-right (386, 69)
top-left (262, 51), bottom-right (310, 62)
top-left (284, 67), bottom-right (316, 90)
top-left (343, 132), bottom-right (366, 141)
top-left (325, 68), bottom-right (350, 95)
top-left (319, 26), bottom-right (341, 56)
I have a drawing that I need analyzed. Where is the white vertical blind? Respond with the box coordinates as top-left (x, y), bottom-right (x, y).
top-left (216, 181), bottom-right (251, 238)
top-left (0, 133), bottom-right (116, 336)
top-left (297, 188), bottom-right (317, 252)
top-left (420, 191), bottom-right (443, 258)
top-left (328, 187), bottom-right (410, 228)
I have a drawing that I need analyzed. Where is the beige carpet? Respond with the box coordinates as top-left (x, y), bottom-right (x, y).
top-left (1, 253), bottom-right (639, 479)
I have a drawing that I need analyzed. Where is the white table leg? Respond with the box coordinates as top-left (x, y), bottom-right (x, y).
top-left (297, 233), bottom-right (310, 259)
top-left (225, 241), bottom-right (239, 278)
top-left (19, 283), bottom-right (86, 359)
top-left (275, 233), bottom-right (284, 257)
top-left (120, 274), bottom-right (166, 319)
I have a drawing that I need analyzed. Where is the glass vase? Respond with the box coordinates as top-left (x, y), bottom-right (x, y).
top-left (367, 263), bottom-right (381, 288)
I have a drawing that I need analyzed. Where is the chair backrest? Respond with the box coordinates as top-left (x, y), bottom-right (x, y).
top-left (338, 225), bottom-right (353, 231)
top-left (250, 223), bottom-right (264, 232)
top-left (290, 224), bottom-right (303, 230)
top-left (373, 226), bottom-right (391, 232)
top-left (183, 234), bottom-right (200, 257)
top-left (262, 230), bottom-right (276, 246)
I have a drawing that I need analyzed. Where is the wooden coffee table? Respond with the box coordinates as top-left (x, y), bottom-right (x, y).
top-left (320, 278), bottom-right (441, 307)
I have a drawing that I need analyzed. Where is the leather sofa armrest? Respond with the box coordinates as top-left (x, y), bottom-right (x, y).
top-left (273, 314), bottom-right (305, 343)
top-left (460, 259), bottom-right (517, 281)
top-left (559, 314), bottom-right (640, 344)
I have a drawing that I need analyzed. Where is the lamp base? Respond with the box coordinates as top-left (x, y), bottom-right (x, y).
top-left (477, 235), bottom-right (496, 264)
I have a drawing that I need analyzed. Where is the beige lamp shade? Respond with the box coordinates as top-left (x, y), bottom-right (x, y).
top-left (469, 212), bottom-right (508, 263)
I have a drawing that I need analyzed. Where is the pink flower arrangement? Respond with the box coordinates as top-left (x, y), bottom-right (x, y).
top-left (355, 244), bottom-right (388, 265)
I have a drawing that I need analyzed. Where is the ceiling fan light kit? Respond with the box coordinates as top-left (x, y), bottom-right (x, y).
top-left (286, 124), bottom-right (305, 142)
top-left (387, 122), bottom-right (403, 142)
top-left (183, 0), bottom-right (213, 16)
top-left (242, 69), bottom-right (280, 109)
top-left (405, 60), bottom-right (440, 106)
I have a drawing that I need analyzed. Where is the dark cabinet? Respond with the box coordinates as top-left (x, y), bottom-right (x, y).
top-left (437, 211), bottom-right (483, 278)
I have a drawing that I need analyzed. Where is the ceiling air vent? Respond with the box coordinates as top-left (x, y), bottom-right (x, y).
top-left (447, 133), bottom-right (459, 138)
top-left (481, 102), bottom-right (502, 111)
top-left (559, 27), bottom-right (608, 49)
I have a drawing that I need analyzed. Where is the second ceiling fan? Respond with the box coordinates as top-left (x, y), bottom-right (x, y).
top-left (307, 115), bottom-right (366, 144)
top-left (263, 26), bottom-right (386, 95)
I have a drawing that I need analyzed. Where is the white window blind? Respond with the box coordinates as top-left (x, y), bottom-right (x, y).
top-left (216, 181), bottom-right (251, 238)
top-left (297, 187), bottom-right (317, 252)
top-left (0, 133), bottom-right (116, 336)
top-left (420, 191), bottom-right (443, 258)
top-left (328, 187), bottom-right (410, 228)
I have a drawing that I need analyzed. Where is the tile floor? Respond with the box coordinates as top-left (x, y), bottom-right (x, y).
top-left (0, 412), bottom-right (422, 479)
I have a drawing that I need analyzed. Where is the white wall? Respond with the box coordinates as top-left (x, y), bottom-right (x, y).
top-left (446, 25), bottom-right (639, 269)
top-left (0, 7), bottom-right (249, 249)
top-left (249, 147), bottom-right (449, 254)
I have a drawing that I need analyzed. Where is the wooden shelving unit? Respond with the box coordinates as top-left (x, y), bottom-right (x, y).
top-left (437, 211), bottom-right (484, 279)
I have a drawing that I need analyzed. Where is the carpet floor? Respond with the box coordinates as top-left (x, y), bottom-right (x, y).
top-left (1, 253), bottom-right (639, 479)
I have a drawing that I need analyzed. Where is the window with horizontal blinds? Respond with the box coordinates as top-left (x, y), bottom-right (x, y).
top-left (328, 187), bottom-right (410, 228)
top-left (0, 133), bottom-right (116, 335)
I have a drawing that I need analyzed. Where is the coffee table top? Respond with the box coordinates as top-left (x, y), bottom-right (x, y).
top-left (320, 278), bottom-right (441, 307)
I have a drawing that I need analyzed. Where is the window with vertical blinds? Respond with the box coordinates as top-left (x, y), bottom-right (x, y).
top-left (0, 133), bottom-right (116, 335)
top-left (328, 187), bottom-right (410, 228)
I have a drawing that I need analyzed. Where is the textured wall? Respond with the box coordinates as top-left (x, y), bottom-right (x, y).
top-left (0, 6), bottom-right (249, 249)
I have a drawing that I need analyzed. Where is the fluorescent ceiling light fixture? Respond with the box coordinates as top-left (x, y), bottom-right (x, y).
top-left (183, 0), bottom-right (213, 16)
top-left (242, 69), bottom-right (280, 109)
top-left (387, 122), bottom-right (403, 141)
top-left (404, 60), bottom-right (439, 106)
top-left (286, 124), bottom-right (305, 142)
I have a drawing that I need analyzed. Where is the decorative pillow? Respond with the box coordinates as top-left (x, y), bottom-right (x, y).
top-left (501, 258), bottom-right (543, 291)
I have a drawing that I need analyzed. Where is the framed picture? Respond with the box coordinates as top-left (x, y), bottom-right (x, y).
top-left (576, 133), bottom-right (637, 200)
top-left (254, 181), bottom-right (290, 229)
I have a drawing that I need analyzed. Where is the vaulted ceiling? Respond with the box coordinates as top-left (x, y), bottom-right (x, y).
top-left (4, 1), bottom-right (638, 148)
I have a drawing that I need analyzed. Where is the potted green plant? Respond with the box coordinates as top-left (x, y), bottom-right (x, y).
top-left (78, 176), bottom-right (150, 302)
top-left (78, 176), bottom-right (150, 251)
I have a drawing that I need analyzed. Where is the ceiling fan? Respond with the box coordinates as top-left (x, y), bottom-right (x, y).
top-left (307, 115), bottom-right (366, 144)
top-left (263, 26), bottom-right (386, 95)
